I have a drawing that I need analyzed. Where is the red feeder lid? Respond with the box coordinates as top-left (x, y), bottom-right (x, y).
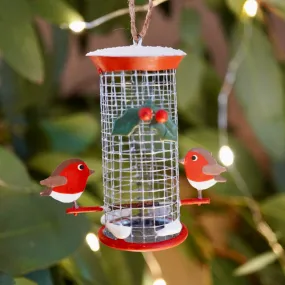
top-left (86, 45), bottom-right (186, 72)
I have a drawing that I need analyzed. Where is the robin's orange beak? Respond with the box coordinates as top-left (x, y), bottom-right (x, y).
top-left (179, 159), bottom-right (184, 165)
top-left (89, 169), bottom-right (95, 176)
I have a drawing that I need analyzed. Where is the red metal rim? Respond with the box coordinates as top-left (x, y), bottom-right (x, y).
top-left (181, 198), bottom-right (210, 206)
top-left (89, 55), bottom-right (185, 72)
top-left (98, 223), bottom-right (188, 252)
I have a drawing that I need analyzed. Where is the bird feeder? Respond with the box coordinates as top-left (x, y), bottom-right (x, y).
top-left (66, 45), bottom-right (210, 252)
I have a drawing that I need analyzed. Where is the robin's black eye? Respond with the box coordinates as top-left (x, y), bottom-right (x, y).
top-left (191, 155), bottom-right (198, 161)
top-left (78, 164), bottom-right (84, 170)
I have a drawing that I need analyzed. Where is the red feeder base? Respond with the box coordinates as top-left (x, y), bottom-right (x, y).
top-left (181, 198), bottom-right (210, 206)
top-left (98, 223), bottom-right (188, 252)
top-left (66, 206), bottom-right (104, 216)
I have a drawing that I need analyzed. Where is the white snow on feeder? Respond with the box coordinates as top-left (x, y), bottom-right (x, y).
top-left (105, 222), bottom-right (132, 239)
top-left (86, 45), bottom-right (186, 57)
top-left (156, 219), bottom-right (182, 237)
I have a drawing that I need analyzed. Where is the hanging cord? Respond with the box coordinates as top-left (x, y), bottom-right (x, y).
top-left (128, 0), bottom-right (154, 44)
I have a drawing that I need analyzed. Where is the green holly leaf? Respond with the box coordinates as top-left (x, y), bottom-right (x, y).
top-left (150, 119), bottom-right (178, 141)
top-left (112, 108), bottom-right (140, 136)
top-left (143, 100), bottom-right (159, 111)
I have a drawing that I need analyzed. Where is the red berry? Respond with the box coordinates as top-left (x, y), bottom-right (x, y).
top-left (155, 109), bottom-right (168, 123)
top-left (138, 107), bottom-right (153, 121)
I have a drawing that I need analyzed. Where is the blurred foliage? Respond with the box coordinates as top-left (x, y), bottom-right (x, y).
top-left (0, 0), bottom-right (285, 284)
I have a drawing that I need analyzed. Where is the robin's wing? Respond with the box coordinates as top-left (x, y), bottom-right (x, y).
top-left (214, 175), bottom-right (227, 183)
top-left (202, 164), bottom-right (227, 175)
top-left (40, 188), bottom-right (52, 196)
top-left (40, 176), bottom-right (67, 188)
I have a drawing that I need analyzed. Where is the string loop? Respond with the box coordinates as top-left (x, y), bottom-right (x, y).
top-left (128, 0), bottom-right (153, 44)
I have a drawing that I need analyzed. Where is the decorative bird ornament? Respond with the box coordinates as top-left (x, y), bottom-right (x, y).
top-left (179, 148), bottom-right (227, 199)
top-left (39, 158), bottom-right (94, 208)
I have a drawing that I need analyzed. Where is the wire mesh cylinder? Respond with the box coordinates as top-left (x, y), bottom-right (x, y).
top-left (100, 69), bottom-right (180, 243)
top-left (88, 46), bottom-right (185, 245)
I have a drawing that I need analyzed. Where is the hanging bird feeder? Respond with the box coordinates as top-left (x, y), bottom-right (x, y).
top-left (66, 0), bottom-right (211, 252)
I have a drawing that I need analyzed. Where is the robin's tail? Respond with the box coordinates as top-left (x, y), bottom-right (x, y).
top-left (40, 188), bottom-right (52, 196)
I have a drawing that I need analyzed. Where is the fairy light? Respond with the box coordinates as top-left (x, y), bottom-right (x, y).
top-left (85, 233), bottom-right (100, 252)
top-left (69, 21), bottom-right (86, 33)
top-left (153, 278), bottom-right (167, 285)
top-left (243, 0), bottom-right (259, 17)
top-left (219, 145), bottom-right (234, 166)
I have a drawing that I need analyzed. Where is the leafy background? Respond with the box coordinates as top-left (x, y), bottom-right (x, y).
top-left (0, 0), bottom-right (285, 284)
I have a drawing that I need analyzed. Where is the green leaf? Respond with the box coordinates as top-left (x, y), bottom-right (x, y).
top-left (234, 252), bottom-right (278, 276)
top-left (41, 113), bottom-right (100, 154)
top-left (272, 161), bottom-right (285, 192)
top-left (233, 24), bottom-right (285, 160)
top-left (0, 272), bottom-right (14, 285)
top-left (225, 0), bottom-right (244, 16)
top-left (15, 278), bottom-right (36, 285)
top-left (112, 109), bottom-right (140, 136)
top-left (179, 9), bottom-right (202, 50)
top-left (150, 119), bottom-right (178, 141)
top-left (179, 129), bottom-right (263, 197)
top-left (177, 52), bottom-right (206, 125)
top-left (204, 0), bottom-right (224, 10)
top-left (261, 194), bottom-right (285, 241)
top-left (25, 269), bottom-right (53, 285)
top-left (211, 258), bottom-right (250, 285)
top-left (29, 0), bottom-right (83, 25)
top-left (123, 252), bottom-right (145, 285)
top-left (100, 245), bottom-right (134, 285)
top-left (0, 147), bottom-right (33, 190)
top-left (180, 208), bottom-right (209, 262)
top-left (29, 152), bottom-right (102, 185)
top-left (60, 242), bottom-right (109, 285)
top-left (0, 189), bottom-right (91, 275)
top-left (258, 264), bottom-right (285, 285)
top-left (0, 0), bottom-right (43, 82)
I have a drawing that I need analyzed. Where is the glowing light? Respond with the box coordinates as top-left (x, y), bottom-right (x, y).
top-left (86, 233), bottom-right (100, 252)
top-left (219, 145), bottom-right (234, 166)
top-left (153, 278), bottom-right (167, 285)
top-left (69, 21), bottom-right (86, 33)
top-left (243, 0), bottom-right (258, 17)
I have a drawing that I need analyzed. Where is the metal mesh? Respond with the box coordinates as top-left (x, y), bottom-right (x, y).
top-left (100, 69), bottom-right (180, 243)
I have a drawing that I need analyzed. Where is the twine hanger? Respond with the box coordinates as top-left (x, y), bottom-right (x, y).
top-left (128, 0), bottom-right (153, 45)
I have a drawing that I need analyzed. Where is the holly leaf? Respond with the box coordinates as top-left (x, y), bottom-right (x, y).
top-left (150, 119), bottom-right (178, 141)
top-left (112, 109), bottom-right (140, 136)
